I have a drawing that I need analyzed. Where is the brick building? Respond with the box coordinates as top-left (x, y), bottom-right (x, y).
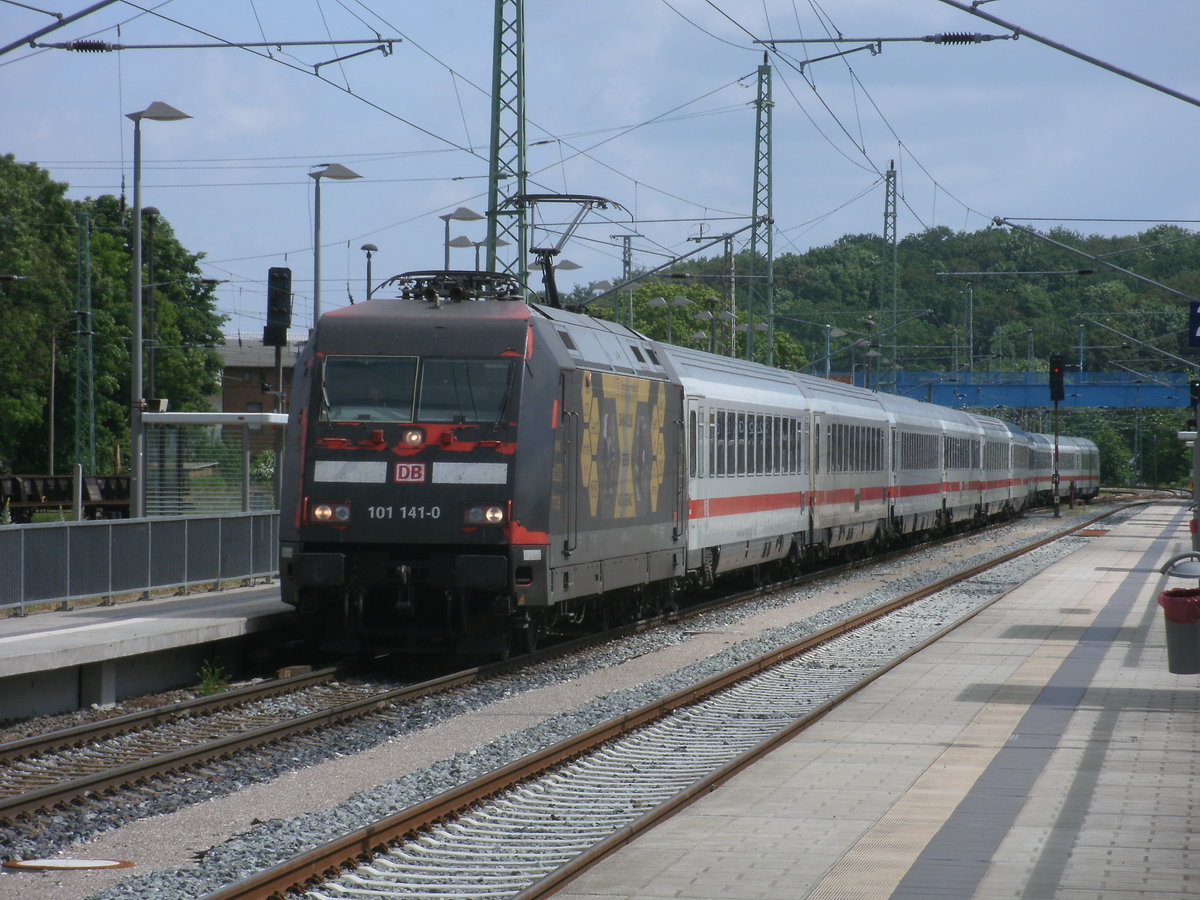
top-left (211, 333), bottom-right (304, 454)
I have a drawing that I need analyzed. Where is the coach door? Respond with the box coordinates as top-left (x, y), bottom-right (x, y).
top-left (889, 425), bottom-right (898, 522)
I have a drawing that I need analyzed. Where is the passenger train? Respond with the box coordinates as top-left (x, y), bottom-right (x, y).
top-left (278, 270), bottom-right (1099, 654)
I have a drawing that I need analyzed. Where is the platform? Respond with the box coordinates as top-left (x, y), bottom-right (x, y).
top-left (556, 502), bottom-right (1200, 899)
top-left (0, 584), bottom-right (291, 720)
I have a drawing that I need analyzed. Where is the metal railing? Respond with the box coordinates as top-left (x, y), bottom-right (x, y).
top-left (0, 511), bottom-right (279, 614)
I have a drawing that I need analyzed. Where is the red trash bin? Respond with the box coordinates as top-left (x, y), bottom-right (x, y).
top-left (1158, 588), bottom-right (1200, 674)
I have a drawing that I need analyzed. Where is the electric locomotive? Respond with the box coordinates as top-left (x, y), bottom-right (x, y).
top-left (279, 271), bottom-right (685, 654)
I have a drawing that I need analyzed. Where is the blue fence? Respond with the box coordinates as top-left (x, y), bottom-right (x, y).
top-left (0, 511), bottom-right (278, 614)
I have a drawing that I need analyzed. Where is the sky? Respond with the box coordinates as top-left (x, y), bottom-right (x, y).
top-left (4, 0), bottom-right (1199, 337)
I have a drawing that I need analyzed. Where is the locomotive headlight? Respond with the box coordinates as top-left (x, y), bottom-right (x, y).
top-left (464, 504), bottom-right (506, 525)
top-left (400, 427), bottom-right (424, 447)
top-left (310, 501), bottom-right (351, 523)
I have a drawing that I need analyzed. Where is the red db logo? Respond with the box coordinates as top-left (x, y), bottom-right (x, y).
top-left (394, 463), bottom-right (426, 483)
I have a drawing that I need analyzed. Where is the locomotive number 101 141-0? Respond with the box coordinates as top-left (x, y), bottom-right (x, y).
top-left (367, 505), bottom-right (442, 520)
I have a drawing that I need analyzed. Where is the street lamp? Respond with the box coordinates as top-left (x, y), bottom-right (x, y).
top-left (127, 100), bottom-right (190, 519)
top-left (447, 234), bottom-right (474, 267)
top-left (661, 296), bottom-right (694, 344)
top-left (310, 163), bottom-right (361, 325)
top-left (440, 206), bottom-right (484, 270)
top-left (361, 243), bottom-right (377, 301)
top-left (473, 237), bottom-right (509, 270)
top-left (142, 206), bottom-right (160, 404)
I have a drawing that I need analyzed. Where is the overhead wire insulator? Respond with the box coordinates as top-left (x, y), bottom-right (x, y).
top-left (66, 40), bottom-right (114, 52)
top-left (928, 32), bottom-right (987, 44)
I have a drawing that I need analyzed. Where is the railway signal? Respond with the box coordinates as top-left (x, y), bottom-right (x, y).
top-left (264, 266), bottom-right (292, 347)
top-left (1048, 354), bottom-right (1065, 402)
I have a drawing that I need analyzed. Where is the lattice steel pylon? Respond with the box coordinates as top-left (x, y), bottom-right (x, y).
top-left (74, 210), bottom-right (95, 472)
top-left (485, 0), bottom-right (528, 291)
top-left (745, 55), bottom-right (773, 363)
top-left (883, 159), bottom-right (898, 388)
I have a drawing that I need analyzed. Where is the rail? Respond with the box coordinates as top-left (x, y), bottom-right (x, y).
top-left (0, 511), bottom-right (279, 614)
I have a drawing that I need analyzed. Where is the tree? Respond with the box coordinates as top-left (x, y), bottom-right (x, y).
top-left (0, 156), bottom-right (226, 475)
top-left (0, 156), bottom-right (77, 474)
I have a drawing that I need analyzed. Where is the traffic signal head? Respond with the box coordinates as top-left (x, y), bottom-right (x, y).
top-left (264, 266), bottom-right (292, 347)
top-left (1190, 375), bottom-right (1200, 408)
top-left (1048, 353), bottom-right (1065, 402)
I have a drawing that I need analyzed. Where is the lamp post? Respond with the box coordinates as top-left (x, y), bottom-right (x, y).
top-left (142, 206), bottom-right (159, 404)
top-left (647, 295), bottom-right (693, 344)
top-left (447, 234), bottom-right (474, 267)
top-left (310, 163), bottom-right (361, 326)
top-left (127, 101), bottom-right (190, 519)
top-left (473, 237), bottom-right (509, 270)
top-left (361, 243), bottom-right (377, 301)
top-left (440, 206), bottom-right (484, 270)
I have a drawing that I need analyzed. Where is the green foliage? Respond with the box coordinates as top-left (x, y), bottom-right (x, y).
top-left (251, 450), bottom-right (276, 484)
top-left (0, 157), bottom-right (227, 476)
top-left (197, 660), bottom-right (230, 696)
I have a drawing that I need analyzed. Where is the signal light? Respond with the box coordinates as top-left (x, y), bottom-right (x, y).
top-left (1049, 353), bottom-right (1065, 402)
top-left (263, 266), bottom-right (292, 347)
top-left (1190, 376), bottom-right (1200, 408)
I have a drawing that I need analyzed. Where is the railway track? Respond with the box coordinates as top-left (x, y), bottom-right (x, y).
top-left (195, 502), bottom-right (1131, 900)
top-left (0, 599), bottom-right (708, 829)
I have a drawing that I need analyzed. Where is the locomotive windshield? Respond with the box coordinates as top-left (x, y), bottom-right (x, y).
top-left (320, 354), bottom-right (515, 424)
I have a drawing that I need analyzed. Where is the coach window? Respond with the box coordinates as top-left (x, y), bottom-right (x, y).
top-left (739, 417), bottom-right (748, 480)
top-left (755, 415), bottom-right (764, 474)
top-left (775, 418), bottom-right (783, 474)
top-left (765, 417), bottom-right (772, 474)
top-left (737, 413), bottom-right (746, 475)
top-left (688, 410), bottom-right (697, 477)
top-left (716, 411), bottom-right (727, 475)
top-left (708, 412), bottom-right (717, 476)
top-left (776, 417), bottom-right (785, 474)
top-left (772, 416), bottom-right (780, 473)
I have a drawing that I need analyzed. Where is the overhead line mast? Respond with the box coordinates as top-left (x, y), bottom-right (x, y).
top-left (746, 54), bottom-right (773, 364)
top-left (486, 0), bottom-right (528, 289)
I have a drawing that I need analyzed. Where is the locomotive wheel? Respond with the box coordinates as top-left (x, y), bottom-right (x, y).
top-left (512, 612), bottom-right (544, 655)
top-left (343, 588), bottom-right (366, 636)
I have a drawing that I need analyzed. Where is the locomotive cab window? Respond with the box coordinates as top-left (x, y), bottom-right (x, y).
top-left (418, 358), bottom-right (515, 423)
top-left (321, 355), bottom-right (418, 422)
top-left (320, 355), bottom-right (514, 424)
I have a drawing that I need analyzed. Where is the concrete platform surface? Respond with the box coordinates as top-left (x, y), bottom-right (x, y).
top-left (0, 583), bottom-right (289, 680)
top-left (0, 583), bottom-right (290, 717)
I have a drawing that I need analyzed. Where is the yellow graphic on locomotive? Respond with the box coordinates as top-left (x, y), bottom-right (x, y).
top-left (577, 371), bottom-right (668, 520)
